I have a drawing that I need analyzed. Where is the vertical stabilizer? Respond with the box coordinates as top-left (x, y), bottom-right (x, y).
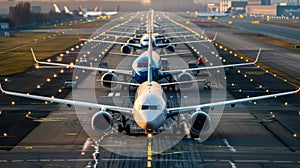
top-left (53, 4), bottom-right (61, 13)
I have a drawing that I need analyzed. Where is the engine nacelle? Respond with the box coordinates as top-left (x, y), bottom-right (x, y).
top-left (127, 38), bottom-right (135, 44)
top-left (101, 72), bottom-right (118, 88)
top-left (166, 44), bottom-right (175, 53)
top-left (163, 38), bottom-right (171, 44)
top-left (177, 72), bottom-right (194, 88)
top-left (190, 111), bottom-right (211, 133)
top-left (91, 111), bottom-right (113, 132)
top-left (121, 44), bottom-right (131, 54)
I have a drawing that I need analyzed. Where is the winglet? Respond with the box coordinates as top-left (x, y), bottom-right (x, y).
top-left (253, 48), bottom-right (261, 64)
top-left (0, 83), bottom-right (5, 93)
top-left (295, 87), bottom-right (300, 94)
top-left (30, 48), bottom-right (38, 63)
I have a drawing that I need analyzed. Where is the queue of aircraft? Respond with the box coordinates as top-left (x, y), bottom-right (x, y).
top-left (1, 9), bottom-right (299, 137)
top-left (52, 3), bottom-right (119, 18)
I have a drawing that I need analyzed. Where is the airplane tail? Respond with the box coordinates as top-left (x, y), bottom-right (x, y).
top-left (225, 7), bottom-right (232, 14)
top-left (53, 4), bottom-right (61, 13)
top-left (114, 5), bottom-right (120, 12)
top-left (64, 6), bottom-right (72, 14)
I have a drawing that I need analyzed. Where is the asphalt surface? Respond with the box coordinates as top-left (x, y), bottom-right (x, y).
top-left (0, 11), bottom-right (299, 168)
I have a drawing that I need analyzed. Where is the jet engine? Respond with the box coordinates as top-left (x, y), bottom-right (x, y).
top-left (127, 38), bottom-right (135, 44)
top-left (166, 44), bottom-right (175, 53)
top-left (189, 111), bottom-right (210, 133)
top-left (101, 72), bottom-right (118, 88)
top-left (121, 44), bottom-right (131, 54)
top-left (177, 72), bottom-right (194, 88)
top-left (91, 111), bottom-right (113, 132)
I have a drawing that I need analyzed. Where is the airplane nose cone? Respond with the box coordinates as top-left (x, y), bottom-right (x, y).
top-left (134, 110), bottom-right (165, 131)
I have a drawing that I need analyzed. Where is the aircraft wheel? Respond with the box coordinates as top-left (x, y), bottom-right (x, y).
top-left (117, 124), bottom-right (123, 133)
top-left (125, 124), bottom-right (130, 135)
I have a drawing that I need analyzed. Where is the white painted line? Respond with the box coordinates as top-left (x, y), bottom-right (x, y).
top-left (234, 160), bottom-right (269, 163)
top-left (219, 159), bottom-right (230, 162)
top-left (115, 92), bottom-right (121, 97)
top-left (183, 96), bottom-right (188, 98)
top-left (40, 159), bottom-right (51, 162)
top-left (229, 161), bottom-right (237, 168)
top-left (26, 159), bottom-right (38, 162)
top-left (52, 159), bottom-right (65, 162)
top-left (203, 159), bottom-right (216, 162)
top-left (108, 92), bottom-right (114, 97)
top-left (67, 158), bottom-right (93, 162)
top-left (0, 160), bottom-right (7, 162)
top-left (273, 161), bottom-right (292, 163)
top-left (12, 159), bottom-right (24, 162)
top-left (223, 139), bottom-right (236, 152)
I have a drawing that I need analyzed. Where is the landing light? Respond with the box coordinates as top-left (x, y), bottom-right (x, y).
top-left (3, 133), bottom-right (7, 137)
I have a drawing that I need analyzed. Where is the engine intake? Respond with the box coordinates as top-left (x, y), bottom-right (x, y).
top-left (166, 44), bottom-right (175, 53)
top-left (127, 38), bottom-right (135, 44)
top-left (121, 44), bottom-right (131, 54)
top-left (91, 111), bottom-right (113, 132)
top-left (177, 72), bottom-right (194, 88)
top-left (190, 111), bottom-right (210, 133)
top-left (101, 72), bottom-right (118, 88)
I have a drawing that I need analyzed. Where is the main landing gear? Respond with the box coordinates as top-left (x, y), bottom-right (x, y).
top-left (117, 115), bottom-right (130, 135)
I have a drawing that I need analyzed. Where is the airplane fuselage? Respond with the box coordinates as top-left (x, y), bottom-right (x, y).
top-left (132, 51), bottom-right (162, 83)
top-left (132, 81), bottom-right (167, 131)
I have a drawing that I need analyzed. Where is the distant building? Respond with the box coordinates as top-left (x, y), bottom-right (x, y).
top-left (0, 23), bottom-right (9, 29)
top-left (277, 4), bottom-right (300, 16)
top-left (231, 1), bottom-right (248, 13)
top-left (32, 6), bottom-right (41, 14)
top-left (261, 0), bottom-right (271, 5)
top-left (246, 5), bottom-right (277, 15)
top-left (248, 0), bottom-right (261, 5)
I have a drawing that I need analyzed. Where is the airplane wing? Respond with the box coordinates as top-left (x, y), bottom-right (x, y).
top-left (79, 38), bottom-right (141, 48)
top-left (166, 87), bottom-right (300, 117)
top-left (31, 48), bottom-right (132, 76)
top-left (156, 32), bottom-right (216, 47)
top-left (160, 79), bottom-right (206, 86)
top-left (96, 79), bottom-right (140, 87)
top-left (109, 52), bottom-right (190, 57)
top-left (162, 48), bottom-right (261, 76)
top-left (0, 84), bottom-right (133, 116)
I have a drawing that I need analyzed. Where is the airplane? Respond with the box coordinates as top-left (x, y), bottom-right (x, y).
top-left (79, 28), bottom-right (213, 54)
top-left (196, 7), bottom-right (232, 18)
top-left (53, 4), bottom-right (61, 13)
top-left (30, 45), bottom-right (260, 87)
top-left (64, 5), bottom-right (73, 15)
top-left (1, 9), bottom-right (299, 137)
top-left (79, 5), bottom-right (119, 18)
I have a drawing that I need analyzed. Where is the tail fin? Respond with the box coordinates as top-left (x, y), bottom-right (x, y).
top-left (225, 7), bottom-right (232, 14)
top-left (53, 4), bottom-right (61, 13)
top-left (114, 5), bottom-right (120, 12)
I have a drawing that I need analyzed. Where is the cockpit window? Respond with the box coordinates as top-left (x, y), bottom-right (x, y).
top-left (140, 105), bottom-right (159, 110)
top-left (137, 61), bottom-right (148, 68)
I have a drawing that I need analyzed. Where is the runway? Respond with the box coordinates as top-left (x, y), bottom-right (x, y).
top-left (0, 11), bottom-right (299, 168)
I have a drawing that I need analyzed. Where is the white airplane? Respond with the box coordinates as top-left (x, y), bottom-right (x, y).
top-left (64, 6), bottom-right (73, 15)
top-left (1, 10), bottom-right (299, 136)
top-left (53, 4), bottom-right (61, 14)
top-left (79, 5), bottom-right (119, 18)
top-left (196, 7), bottom-right (232, 18)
